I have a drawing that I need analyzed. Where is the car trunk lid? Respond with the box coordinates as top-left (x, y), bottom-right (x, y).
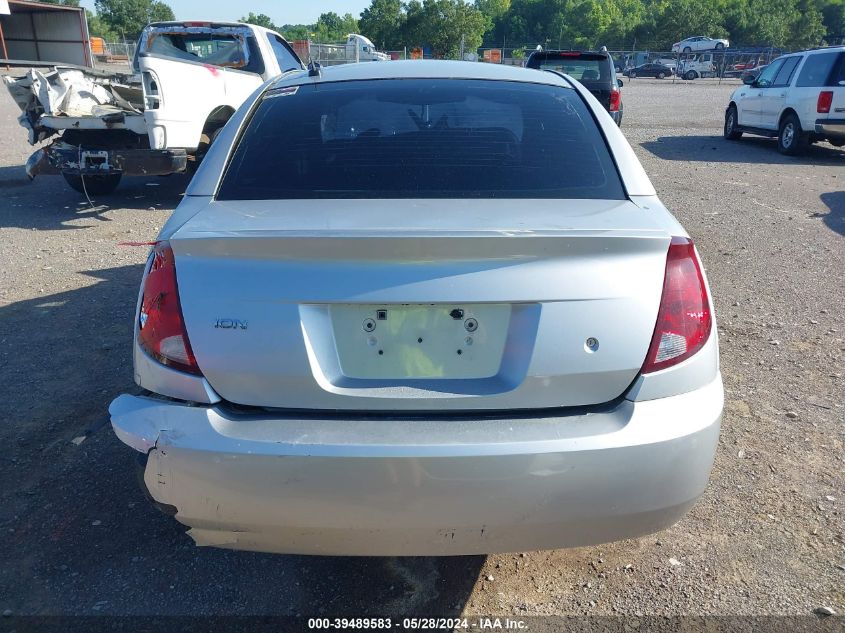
top-left (170, 199), bottom-right (671, 411)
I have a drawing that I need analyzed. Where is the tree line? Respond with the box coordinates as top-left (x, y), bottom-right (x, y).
top-left (255, 0), bottom-right (845, 58)
top-left (478, 0), bottom-right (845, 51)
top-left (46, 0), bottom-right (845, 55)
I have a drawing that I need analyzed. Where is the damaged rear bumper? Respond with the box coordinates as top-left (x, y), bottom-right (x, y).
top-left (109, 377), bottom-right (722, 556)
top-left (26, 143), bottom-right (188, 179)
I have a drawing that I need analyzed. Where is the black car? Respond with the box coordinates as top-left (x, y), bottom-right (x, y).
top-left (526, 50), bottom-right (623, 126)
top-left (624, 63), bottom-right (674, 79)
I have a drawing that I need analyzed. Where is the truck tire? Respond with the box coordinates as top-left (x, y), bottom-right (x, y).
top-left (777, 113), bottom-right (808, 156)
top-left (724, 105), bottom-right (743, 140)
top-left (188, 126), bottom-right (223, 175)
top-left (62, 172), bottom-right (122, 195)
top-left (684, 70), bottom-right (696, 80)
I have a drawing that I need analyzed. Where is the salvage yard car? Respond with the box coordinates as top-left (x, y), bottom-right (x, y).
top-left (672, 36), bottom-right (729, 53)
top-left (724, 46), bottom-right (845, 154)
top-left (3, 21), bottom-right (303, 194)
top-left (109, 61), bottom-right (723, 556)
top-left (624, 62), bottom-right (674, 79)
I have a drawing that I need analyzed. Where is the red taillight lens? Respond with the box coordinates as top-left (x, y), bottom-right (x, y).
top-left (642, 237), bottom-right (712, 374)
top-left (609, 88), bottom-right (621, 112)
top-left (817, 91), bottom-right (833, 114)
top-left (137, 242), bottom-right (202, 375)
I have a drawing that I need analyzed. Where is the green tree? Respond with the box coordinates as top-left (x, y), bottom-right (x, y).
top-left (86, 9), bottom-right (118, 40)
top-left (359, 0), bottom-right (405, 49)
top-left (314, 12), bottom-right (359, 41)
top-left (240, 12), bottom-right (278, 31)
top-left (279, 24), bottom-right (313, 40)
top-left (403, 0), bottom-right (428, 47)
top-left (820, 0), bottom-right (845, 42)
top-left (149, 1), bottom-right (173, 22)
top-left (419, 0), bottom-right (490, 58)
top-left (93, 0), bottom-right (175, 41)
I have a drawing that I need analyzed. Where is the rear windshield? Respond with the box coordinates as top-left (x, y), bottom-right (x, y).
top-left (138, 26), bottom-right (264, 74)
top-left (795, 52), bottom-right (837, 87)
top-left (218, 79), bottom-right (624, 200)
top-left (527, 54), bottom-right (612, 83)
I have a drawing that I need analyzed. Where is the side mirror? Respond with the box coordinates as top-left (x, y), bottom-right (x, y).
top-left (742, 74), bottom-right (756, 86)
top-left (617, 79), bottom-right (624, 87)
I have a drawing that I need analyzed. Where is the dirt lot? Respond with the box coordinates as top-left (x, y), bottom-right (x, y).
top-left (0, 75), bottom-right (843, 623)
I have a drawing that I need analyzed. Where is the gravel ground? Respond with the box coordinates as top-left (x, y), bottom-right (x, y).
top-left (0, 74), bottom-right (843, 623)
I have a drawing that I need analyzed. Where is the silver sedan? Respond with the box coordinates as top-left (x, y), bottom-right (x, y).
top-left (110, 60), bottom-right (723, 556)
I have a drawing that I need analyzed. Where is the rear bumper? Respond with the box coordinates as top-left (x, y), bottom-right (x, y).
top-left (25, 142), bottom-right (187, 179)
top-left (109, 376), bottom-right (723, 556)
top-left (815, 118), bottom-right (845, 140)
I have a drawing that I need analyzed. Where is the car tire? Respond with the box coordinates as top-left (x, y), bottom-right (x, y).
top-left (715, 43), bottom-right (724, 50)
top-left (684, 70), bottom-right (696, 80)
top-left (778, 113), bottom-right (808, 156)
top-left (62, 172), bottom-right (122, 195)
top-left (724, 105), bottom-right (742, 140)
top-left (657, 72), bottom-right (665, 79)
top-left (683, 47), bottom-right (692, 53)
top-left (629, 71), bottom-right (637, 78)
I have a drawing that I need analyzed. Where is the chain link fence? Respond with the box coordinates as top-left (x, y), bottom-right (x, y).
top-left (94, 42), bottom-right (137, 66)
top-left (94, 37), bottom-right (793, 81)
top-left (477, 45), bottom-right (792, 82)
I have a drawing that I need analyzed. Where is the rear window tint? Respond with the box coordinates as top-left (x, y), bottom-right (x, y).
top-left (528, 55), bottom-right (613, 83)
top-left (218, 79), bottom-right (625, 200)
top-left (795, 52), bottom-right (838, 87)
top-left (833, 53), bottom-right (845, 85)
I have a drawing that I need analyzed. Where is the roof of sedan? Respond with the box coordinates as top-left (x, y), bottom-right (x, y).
top-left (269, 60), bottom-right (575, 90)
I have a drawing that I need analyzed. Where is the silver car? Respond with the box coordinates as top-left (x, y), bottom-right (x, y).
top-left (672, 36), bottom-right (729, 53)
top-left (110, 61), bottom-right (723, 556)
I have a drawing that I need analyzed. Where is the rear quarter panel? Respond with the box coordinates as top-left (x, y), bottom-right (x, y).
top-left (140, 56), bottom-right (264, 149)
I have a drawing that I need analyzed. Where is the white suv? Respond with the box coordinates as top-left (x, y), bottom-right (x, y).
top-left (724, 46), bottom-right (845, 155)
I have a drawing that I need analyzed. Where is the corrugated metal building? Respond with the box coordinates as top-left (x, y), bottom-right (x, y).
top-left (0, 0), bottom-right (92, 67)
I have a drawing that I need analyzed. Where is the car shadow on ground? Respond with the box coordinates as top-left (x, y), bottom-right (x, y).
top-left (0, 165), bottom-right (190, 231)
top-left (0, 265), bottom-right (485, 617)
top-left (640, 135), bottom-right (845, 166)
top-left (818, 192), bottom-right (845, 237)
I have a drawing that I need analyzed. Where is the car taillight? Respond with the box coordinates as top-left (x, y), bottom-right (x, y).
top-left (641, 237), bottom-right (712, 374)
top-left (609, 88), bottom-right (621, 112)
top-left (137, 242), bottom-right (202, 375)
top-left (817, 91), bottom-right (833, 114)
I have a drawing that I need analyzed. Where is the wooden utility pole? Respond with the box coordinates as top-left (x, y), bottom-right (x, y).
top-left (0, 20), bottom-right (9, 70)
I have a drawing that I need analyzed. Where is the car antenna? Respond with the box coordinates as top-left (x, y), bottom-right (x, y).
top-left (308, 61), bottom-right (322, 77)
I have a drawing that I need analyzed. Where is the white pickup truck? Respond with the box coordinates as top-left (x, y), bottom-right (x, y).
top-left (3, 21), bottom-right (304, 194)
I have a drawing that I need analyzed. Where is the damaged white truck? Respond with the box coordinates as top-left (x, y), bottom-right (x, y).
top-left (3, 21), bottom-right (304, 195)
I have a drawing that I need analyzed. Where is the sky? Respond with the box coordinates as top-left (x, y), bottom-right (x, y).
top-left (78, 1), bottom-right (372, 25)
